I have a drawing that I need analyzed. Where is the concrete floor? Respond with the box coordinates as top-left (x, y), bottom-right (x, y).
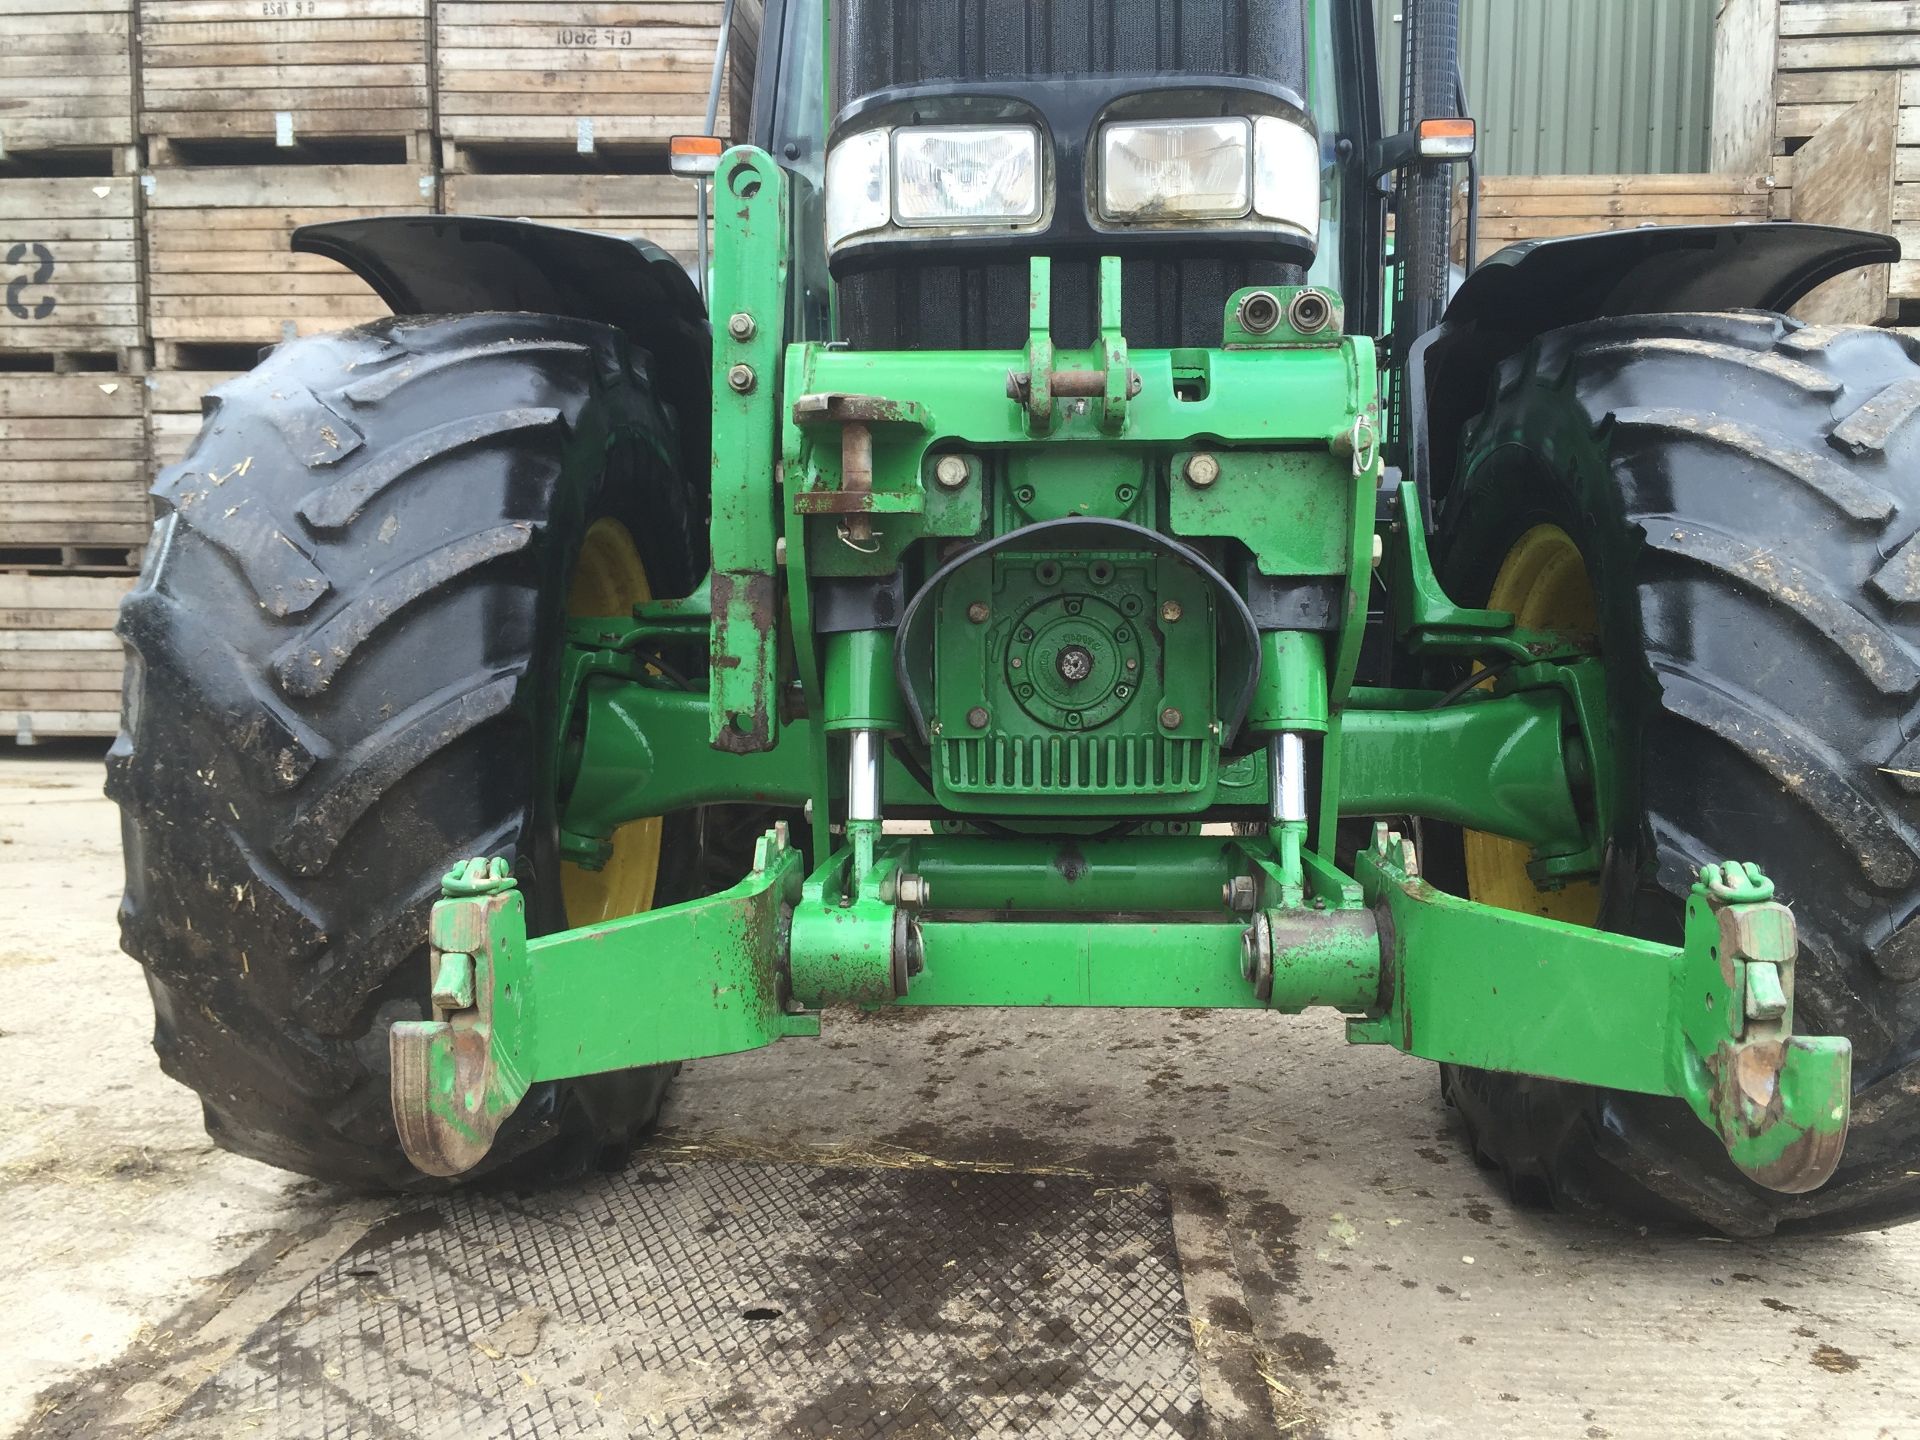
top-left (3, 746), bottom-right (1917, 1439)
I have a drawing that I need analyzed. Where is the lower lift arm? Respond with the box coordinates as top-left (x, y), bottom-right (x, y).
top-left (392, 826), bottom-right (1850, 1194)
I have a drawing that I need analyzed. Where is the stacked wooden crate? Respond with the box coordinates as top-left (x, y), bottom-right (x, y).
top-left (444, 172), bottom-right (704, 263)
top-left (0, 6), bottom-right (148, 743)
top-left (436, 0), bottom-right (759, 171)
top-left (0, 371), bottom-right (147, 566)
top-left (0, 177), bottom-right (145, 368)
top-left (0, 0), bottom-right (138, 166)
top-left (143, 164), bottom-right (432, 369)
top-left (0, 571), bottom-right (134, 741)
top-left (1714, 0), bottom-right (1920, 317)
top-left (138, 0), bottom-right (433, 164)
top-left (1456, 174), bottom-right (1777, 267)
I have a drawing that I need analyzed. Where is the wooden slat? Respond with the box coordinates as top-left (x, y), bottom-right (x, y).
top-left (1457, 173), bottom-right (1776, 267)
top-left (443, 171), bottom-right (704, 262)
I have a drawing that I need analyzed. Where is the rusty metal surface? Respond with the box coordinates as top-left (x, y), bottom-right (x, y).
top-left (158, 1160), bottom-right (1208, 1439)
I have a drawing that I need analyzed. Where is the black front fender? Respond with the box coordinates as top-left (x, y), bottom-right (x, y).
top-left (295, 214), bottom-right (713, 478)
top-left (1409, 223), bottom-right (1901, 513)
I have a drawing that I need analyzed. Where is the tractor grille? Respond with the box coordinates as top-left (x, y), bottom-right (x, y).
top-left (833, 0), bottom-right (1310, 351)
top-left (940, 733), bottom-right (1214, 797)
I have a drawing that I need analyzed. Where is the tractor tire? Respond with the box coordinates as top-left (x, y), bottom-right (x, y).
top-left (108, 311), bottom-right (710, 1189)
top-left (1434, 311), bottom-right (1920, 1236)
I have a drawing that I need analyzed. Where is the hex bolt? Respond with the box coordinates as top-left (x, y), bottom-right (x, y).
top-left (1161, 601), bottom-right (1183, 623)
top-left (967, 601), bottom-right (990, 625)
top-left (934, 455), bottom-right (971, 490)
top-left (727, 312), bottom-right (757, 341)
top-left (1161, 707), bottom-right (1183, 728)
top-left (727, 363), bottom-right (756, 394)
top-left (896, 873), bottom-right (931, 908)
top-left (967, 706), bottom-right (991, 730)
top-left (1224, 875), bottom-right (1259, 913)
top-left (1184, 452), bottom-right (1221, 488)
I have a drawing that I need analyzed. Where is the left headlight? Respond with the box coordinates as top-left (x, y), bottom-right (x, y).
top-left (826, 124), bottom-right (1043, 253)
top-left (1099, 113), bottom-right (1320, 241)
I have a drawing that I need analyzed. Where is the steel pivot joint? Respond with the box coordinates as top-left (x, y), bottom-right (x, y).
top-left (390, 828), bottom-right (813, 1178)
top-left (1678, 862), bottom-right (1852, 1194)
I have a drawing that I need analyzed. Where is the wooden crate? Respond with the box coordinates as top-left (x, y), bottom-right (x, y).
top-left (0, 373), bottom-right (148, 568)
top-left (0, 176), bottom-right (144, 361)
top-left (0, 572), bottom-right (133, 742)
top-left (137, 0), bottom-right (432, 161)
top-left (436, 0), bottom-right (760, 169)
top-left (1456, 174), bottom-right (1776, 267)
top-left (0, 0), bottom-right (136, 160)
top-left (143, 164), bottom-right (427, 364)
top-left (1714, 0), bottom-right (1920, 303)
top-left (146, 368), bottom-right (241, 468)
top-left (444, 172), bottom-right (703, 263)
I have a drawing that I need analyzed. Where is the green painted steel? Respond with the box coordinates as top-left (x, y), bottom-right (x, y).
top-left (1339, 688), bottom-right (1585, 853)
top-left (708, 148), bottom-right (790, 754)
top-left (908, 836), bottom-right (1237, 913)
top-left (395, 828), bottom-right (1848, 1194)
top-left (1375, 0), bottom-right (1716, 176)
top-left (905, 916), bottom-right (1376, 1011)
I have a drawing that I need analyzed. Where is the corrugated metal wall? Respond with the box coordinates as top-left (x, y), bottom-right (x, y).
top-left (1374, 0), bottom-right (1716, 175)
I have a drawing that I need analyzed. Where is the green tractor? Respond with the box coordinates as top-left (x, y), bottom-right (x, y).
top-left (109, 0), bottom-right (1920, 1237)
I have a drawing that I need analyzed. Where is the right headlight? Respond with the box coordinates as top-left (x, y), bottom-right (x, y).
top-left (1098, 113), bottom-right (1319, 241)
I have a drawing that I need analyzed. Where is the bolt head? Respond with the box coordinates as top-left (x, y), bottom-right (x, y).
top-left (1161, 601), bottom-right (1183, 624)
top-left (727, 363), bottom-right (756, 394)
top-left (967, 601), bottom-right (990, 625)
top-left (1224, 875), bottom-right (1259, 913)
top-left (727, 312), bottom-right (757, 341)
top-left (935, 455), bottom-right (971, 490)
top-left (1184, 453), bottom-right (1221, 488)
top-left (1160, 707), bottom-right (1183, 729)
top-left (1057, 644), bottom-right (1094, 684)
top-left (967, 706), bottom-right (991, 730)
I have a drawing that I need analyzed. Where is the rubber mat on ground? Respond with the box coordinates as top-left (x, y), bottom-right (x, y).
top-left (161, 1158), bottom-right (1208, 1438)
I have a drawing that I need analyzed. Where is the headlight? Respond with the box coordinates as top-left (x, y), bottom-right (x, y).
top-left (1099, 113), bottom-right (1320, 240)
top-left (1100, 118), bottom-right (1251, 221)
top-left (894, 126), bottom-right (1041, 226)
top-left (825, 128), bottom-right (890, 250)
top-left (826, 124), bottom-right (1043, 252)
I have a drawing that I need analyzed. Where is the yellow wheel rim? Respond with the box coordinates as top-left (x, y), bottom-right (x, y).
top-left (1463, 524), bottom-right (1602, 925)
top-left (561, 519), bottom-right (664, 927)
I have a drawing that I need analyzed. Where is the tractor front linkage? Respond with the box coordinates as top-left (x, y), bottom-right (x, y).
top-left (395, 832), bottom-right (1847, 1195)
top-left (390, 147), bottom-right (1852, 1197)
